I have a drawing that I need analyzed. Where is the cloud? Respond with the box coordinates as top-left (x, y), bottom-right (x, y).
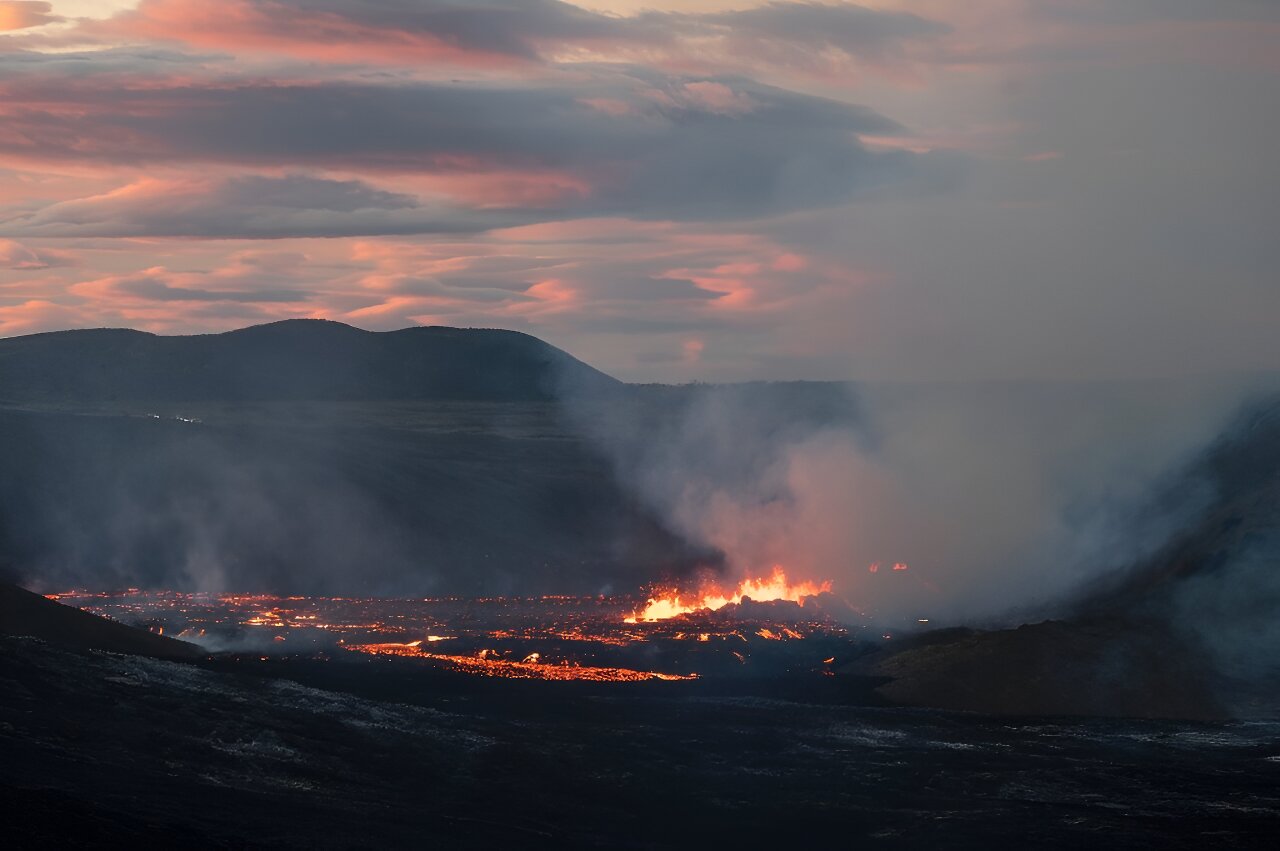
top-left (0, 1), bottom-right (59, 31)
top-left (1, 0), bottom-right (1270, 391)
top-left (685, 1), bottom-right (950, 66)
top-left (0, 299), bottom-right (97, 335)
top-left (0, 238), bottom-right (75, 269)
top-left (5, 174), bottom-right (532, 238)
top-left (0, 68), bottom-right (936, 223)
top-left (77, 271), bottom-right (307, 303)
top-left (71, 255), bottom-right (314, 304)
top-left (1037, 0), bottom-right (1280, 25)
top-left (90, 0), bottom-right (631, 65)
top-left (83, 0), bottom-right (947, 76)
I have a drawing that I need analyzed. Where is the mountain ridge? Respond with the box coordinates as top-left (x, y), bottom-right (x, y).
top-left (0, 319), bottom-right (620, 404)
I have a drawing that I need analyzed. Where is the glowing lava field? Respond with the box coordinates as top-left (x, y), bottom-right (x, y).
top-left (48, 570), bottom-right (858, 683)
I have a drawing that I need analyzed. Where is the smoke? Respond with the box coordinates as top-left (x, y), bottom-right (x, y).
top-left (1109, 398), bottom-right (1280, 707)
top-left (0, 399), bottom-right (702, 596)
top-left (563, 376), bottom-right (1268, 627)
top-left (0, 408), bottom-right (421, 595)
top-left (2, 330), bottom-right (1272, 629)
top-left (1171, 536), bottom-right (1280, 685)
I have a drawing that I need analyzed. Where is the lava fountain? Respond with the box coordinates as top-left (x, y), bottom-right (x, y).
top-left (624, 566), bottom-right (832, 623)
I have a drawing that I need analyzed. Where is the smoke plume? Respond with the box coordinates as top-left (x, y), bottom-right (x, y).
top-left (564, 375), bottom-right (1271, 627)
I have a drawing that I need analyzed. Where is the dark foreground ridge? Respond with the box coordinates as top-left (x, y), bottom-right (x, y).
top-left (0, 582), bottom-right (202, 660)
top-left (1, 609), bottom-right (1277, 849)
top-left (0, 318), bottom-right (620, 403)
top-left (857, 620), bottom-right (1225, 719)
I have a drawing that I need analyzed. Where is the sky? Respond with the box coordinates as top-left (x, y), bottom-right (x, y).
top-left (0, 1), bottom-right (1276, 382)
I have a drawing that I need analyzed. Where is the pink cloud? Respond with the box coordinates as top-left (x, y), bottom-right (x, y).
top-left (64, 0), bottom-right (954, 85)
top-left (0, 238), bottom-right (76, 269)
top-left (771, 252), bottom-right (809, 272)
top-left (91, 0), bottom-right (533, 68)
top-left (0, 299), bottom-right (92, 336)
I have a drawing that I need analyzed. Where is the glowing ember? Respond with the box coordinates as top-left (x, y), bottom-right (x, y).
top-left (624, 566), bottom-right (832, 623)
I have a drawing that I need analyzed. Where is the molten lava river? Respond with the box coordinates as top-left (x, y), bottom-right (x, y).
top-left (49, 568), bottom-right (865, 682)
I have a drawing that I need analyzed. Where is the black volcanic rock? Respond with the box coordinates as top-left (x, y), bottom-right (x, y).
top-left (855, 619), bottom-right (1225, 719)
top-left (0, 319), bottom-right (620, 403)
top-left (0, 583), bottom-right (203, 660)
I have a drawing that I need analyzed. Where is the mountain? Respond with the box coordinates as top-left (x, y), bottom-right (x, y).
top-left (0, 582), bottom-right (202, 660)
top-left (0, 320), bottom-right (704, 596)
top-left (0, 319), bottom-right (620, 404)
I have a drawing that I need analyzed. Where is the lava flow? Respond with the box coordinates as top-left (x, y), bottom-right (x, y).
top-left (624, 566), bottom-right (832, 623)
top-left (345, 642), bottom-right (698, 681)
top-left (47, 586), bottom-right (857, 683)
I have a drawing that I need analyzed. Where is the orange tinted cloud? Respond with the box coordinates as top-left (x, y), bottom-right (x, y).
top-left (0, 1), bottom-right (59, 31)
top-left (0, 238), bottom-right (75, 269)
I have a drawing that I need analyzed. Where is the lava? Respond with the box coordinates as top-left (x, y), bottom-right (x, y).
top-left (48, 588), bottom-right (853, 683)
top-left (345, 643), bottom-right (698, 682)
top-left (624, 566), bottom-right (832, 623)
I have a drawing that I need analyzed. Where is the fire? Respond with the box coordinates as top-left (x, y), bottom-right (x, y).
top-left (624, 566), bottom-right (831, 623)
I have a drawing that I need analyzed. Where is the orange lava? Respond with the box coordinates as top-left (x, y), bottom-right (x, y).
top-left (624, 566), bottom-right (831, 623)
top-left (343, 643), bottom-right (697, 682)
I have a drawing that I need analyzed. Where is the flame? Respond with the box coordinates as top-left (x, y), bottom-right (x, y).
top-left (624, 566), bottom-right (831, 623)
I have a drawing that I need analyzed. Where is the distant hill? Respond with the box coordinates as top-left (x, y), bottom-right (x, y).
top-left (0, 583), bottom-right (203, 660)
top-left (0, 319), bottom-right (620, 404)
top-left (0, 320), bottom-right (709, 597)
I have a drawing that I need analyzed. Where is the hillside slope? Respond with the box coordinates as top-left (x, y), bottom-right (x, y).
top-left (859, 393), bottom-right (1280, 719)
top-left (0, 583), bottom-right (202, 660)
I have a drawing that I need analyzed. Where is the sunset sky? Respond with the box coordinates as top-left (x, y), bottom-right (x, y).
top-left (1, 1), bottom-right (1276, 381)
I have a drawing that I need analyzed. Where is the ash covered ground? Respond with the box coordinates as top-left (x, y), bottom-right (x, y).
top-left (3, 586), bottom-right (1280, 849)
top-left (3, 633), bottom-right (1278, 849)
